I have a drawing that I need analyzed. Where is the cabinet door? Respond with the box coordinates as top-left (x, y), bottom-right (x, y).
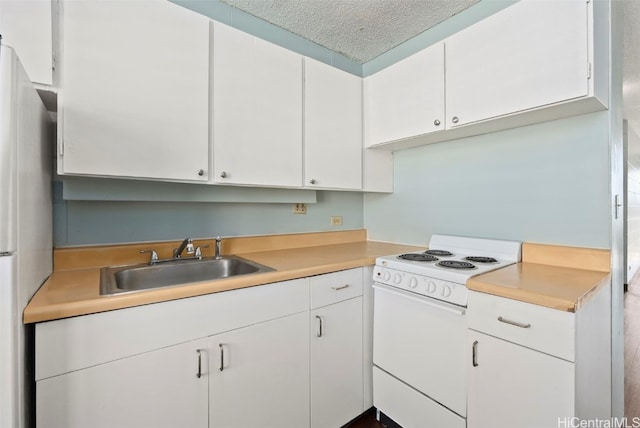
top-left (36, 338), bottom-right (208, 428)
top-left (311, 297), bottom-right (364, 428)
top-left (210, 312), bottom-right (310, 428)
top-left (0, 0), bottom-right (52, 85)
top-left (60, 0), bottom-right (210, 181)
top-left (467, 331), bottom-right (575, 428)
top-left (213, 22), bottom-right (303, 187)
top-left (446, 0), bottom-right (589, 127)
top-left (364, 42), bottom-right (445, 147)
top-left (304, 58), bottom-right (362, 190)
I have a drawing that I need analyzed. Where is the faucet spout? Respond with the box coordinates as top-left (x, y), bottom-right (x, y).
top-left (215, 236), bottom-right (222, 260)
top-left (173, 238), bottom-right (195, 258)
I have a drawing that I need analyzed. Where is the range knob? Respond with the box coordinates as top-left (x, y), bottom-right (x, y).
top-left (393, 273), bottom-right (402, 285)
top-left (441, 285), bottom-right (452, 297)
top-left (408, 277), bottom-right (418, 289)
top-left (381, 270), bottom-right (391, 282)
top-left (426, 281), bottom-right (437, 294)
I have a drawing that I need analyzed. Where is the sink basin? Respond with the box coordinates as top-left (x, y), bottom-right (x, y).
top-left (100, 256), bottom-right (274, 296)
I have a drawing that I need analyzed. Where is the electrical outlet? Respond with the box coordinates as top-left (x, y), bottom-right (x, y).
top-left (330, 216), bottom-right (343, 226)
top-left (292, 203), bottom-right (307, 214)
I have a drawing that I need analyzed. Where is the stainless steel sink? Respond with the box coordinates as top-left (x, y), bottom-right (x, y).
top-left (100, 256), bottom-right (274, 296)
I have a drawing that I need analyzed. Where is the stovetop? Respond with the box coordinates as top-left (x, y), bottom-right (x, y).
top-left (376, 249), bottom-right (516, 283)
top-left (373, 235), bottom-right (522, 306)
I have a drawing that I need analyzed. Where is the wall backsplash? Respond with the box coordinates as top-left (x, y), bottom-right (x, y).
top-left (364, 112), bottom-right (611, 249)
top-left (53, 186), bottom-right (364, 246)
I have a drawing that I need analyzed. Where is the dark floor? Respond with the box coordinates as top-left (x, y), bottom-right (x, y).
top-left (345, 408), bottom-right (385, 428)
top-left (626, 279), bottom-right (640, 418)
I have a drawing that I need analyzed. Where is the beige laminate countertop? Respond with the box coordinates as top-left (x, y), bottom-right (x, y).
top-left (24, 233), bottom-right (612, 322)
top-left (24, 237), bottom-right (421, 324)
top-left (467, 243), bottom-right (611, 312)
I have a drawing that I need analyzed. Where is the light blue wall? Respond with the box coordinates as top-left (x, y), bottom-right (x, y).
top-left (54, 186), bottom-right (364, 246)
top-left (364, 112), bottom-right (611, 248)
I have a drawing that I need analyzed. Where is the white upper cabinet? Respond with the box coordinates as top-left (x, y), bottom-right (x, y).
top-left (58, 0), bottom-right (210, 182)
top-left (304, 58), bottom-right (362, 190)
top-left (0, 0), bottom-right (53, 85)
top-left (364, 42), bottom-right (445, 147)
top-left (212, 22), bottom-right (303, 188)
top-left (446, 0), bottom-right (590, 128)
top-left (365, 0), bottom-right (605, 151)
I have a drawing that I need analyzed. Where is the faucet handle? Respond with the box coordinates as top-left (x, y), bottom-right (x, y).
top-left (185, 239), bottom-right (195, 255)
top-left (140, 249), bottom-right (159, 264)
top-left (194, 244), bottom-right (210, 259)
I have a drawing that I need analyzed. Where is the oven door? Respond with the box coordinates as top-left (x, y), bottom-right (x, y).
top-left (373, 282), bottom-right (467, 418)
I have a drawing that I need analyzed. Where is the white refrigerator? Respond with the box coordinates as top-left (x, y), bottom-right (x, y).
top-left (0, 42), bottom-right (52, 428)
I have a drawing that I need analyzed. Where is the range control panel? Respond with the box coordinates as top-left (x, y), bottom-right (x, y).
top-left (372, 265), bottom-right (468, 307)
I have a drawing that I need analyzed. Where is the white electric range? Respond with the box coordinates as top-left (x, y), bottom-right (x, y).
top-left (372, 234), bottom-right (522, 428)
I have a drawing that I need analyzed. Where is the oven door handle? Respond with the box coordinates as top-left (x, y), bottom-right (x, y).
top-left (373, 283), bottom-right (466, 316)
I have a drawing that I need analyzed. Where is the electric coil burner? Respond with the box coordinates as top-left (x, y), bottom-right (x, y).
top-left (465, 256), bottom-right (498, 263)
top-left (424, 249), bottom-right (453, 256)
top-left (437, 260), bottom-right (476, 270)
top-left (397, 253), bottom-right (438, 262)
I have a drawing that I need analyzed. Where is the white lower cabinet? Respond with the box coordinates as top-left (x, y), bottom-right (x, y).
top-left (210, 312), bottom-right (310, 428)
top-left (467, 287), bottom-right (612, 428)
top-left (309, 268), bottom-right (365, 428)
top-left (311, 297), bottom-right (363, 428)
top-left (467, 331), bottom-right (574, 428)
top-left (37, 338), bottom-right (209, 428)
top-left (35, 269), bottom-right (368, 428)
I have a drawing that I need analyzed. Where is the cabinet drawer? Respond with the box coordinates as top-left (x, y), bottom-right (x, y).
top-left (467, 291), bottom-right (575, 361)
top-left (310, 268), bottom-right (363, 309)
top-left (373, 367), bottom-right (465, 428)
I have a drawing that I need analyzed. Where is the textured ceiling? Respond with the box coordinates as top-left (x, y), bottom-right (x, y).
top-left (220, 0), bottom-right (480, 63)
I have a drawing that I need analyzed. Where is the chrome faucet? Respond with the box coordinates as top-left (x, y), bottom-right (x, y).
top-left (173, 238), bottom-right (195, 259)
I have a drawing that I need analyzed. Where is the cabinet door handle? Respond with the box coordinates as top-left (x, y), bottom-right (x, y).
top-left (497, 316), bottom-right (531, 329)
top-left (196, 349), bottom-right (204, 378)
top-left (472, 340), bottom-right (479, 367)
top-left (315, 315), bottom-right (323, 338)
top-left (219, 343), bottom-right (225, 372)
top-left (331, 284), bottom-right (349, 291)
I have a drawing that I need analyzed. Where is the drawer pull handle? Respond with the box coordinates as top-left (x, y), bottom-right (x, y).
top-left (472, 340), bottom-right (479, 367)
top-left (219, 343), bottom-right (225, 372)
top-left (497, 316), bottom-right (531, 329)
top-left (196, 349), bottom-right (204, 378)
top-left (331, 284), bottom-right (350, 291)
top-left (316, 315), bottom-right (323, 337)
